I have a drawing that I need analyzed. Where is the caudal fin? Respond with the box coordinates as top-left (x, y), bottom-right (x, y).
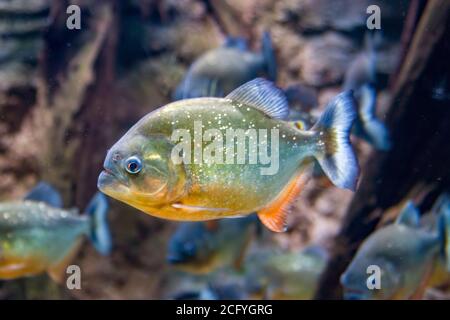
top-left (311, 91), bottom-right (360, 191)
top-left (435, 193), bottom-right (450, 271)
top-left (357, 84), bottom-right (391, 151)
top-left (85, 192), bottom-right (112, 255)
top-left (261, 31), bottom-right (277, 82)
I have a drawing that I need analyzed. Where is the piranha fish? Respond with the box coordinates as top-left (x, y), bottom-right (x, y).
top-left (427, 193), bottom-right (450, 272)
top-left (340, 200), bottom-right (450, 300)
top-left (163, 264), bottom-right (249, 299)
top-left (0, 182), bottom-right (111, 282)
top-left (98, 78), bottom-right (359, 232)
top-left (343, 32), bottom-right (390, 151)
top-left (173, 32), bottom-right (277, 100)
top-left (245, 245), bottom-right (328, 299)
top-left (284, 83), bottom-right (318, 113)
top-left (167, 216), bottom-right (257, 274)
top-left (172, 286), bottom-right (245, 300)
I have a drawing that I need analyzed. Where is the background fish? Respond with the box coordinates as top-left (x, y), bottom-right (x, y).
top-left (0, 0), bottom-right (49, 90)
top-left (340, 200), bottom-right (450, 300)
top-left (171, 284), bottom-right (246, 300)
top-left (284, 83), bottom-right (318, 114)
top-left (244, 245), bottom-right (328, 299)
top-left (167, 216), bottom-right (257, 274)
top-left (0, 182), bottom-right (111, 282)
top-left (343, 32), bottom-right (391, 151)
top-left (98, 79), bottom-right (359, 232)
top-left (173, 32), bottom-right (277, 100)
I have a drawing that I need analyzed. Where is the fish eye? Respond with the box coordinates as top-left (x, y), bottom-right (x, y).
top-left (125, 156), bottom-right (142, 174)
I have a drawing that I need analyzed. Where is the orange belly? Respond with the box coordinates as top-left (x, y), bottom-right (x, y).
top-left (0, 256), bottom-right (48, 279)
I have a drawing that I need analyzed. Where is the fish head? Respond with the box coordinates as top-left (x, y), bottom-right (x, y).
top-left (166, 222), bottom-right (214, 268)
top-left (340, 254), bottom-right (401, 300)
top-left (340, 229), bottom-right (406, 300)
top-left (98, 132), bottom-right (187, 209)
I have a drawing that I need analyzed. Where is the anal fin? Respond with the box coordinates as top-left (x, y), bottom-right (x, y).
top-left (257, 171), bottom-right (310, 232)
top-left (47, 238), bottom-right (83, 283)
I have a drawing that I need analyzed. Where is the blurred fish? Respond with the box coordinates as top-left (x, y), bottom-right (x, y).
top-left (0, 0), bottom-right (50, 90)
top-left (343, 33), bottom-right (377, 92)
top-left (98, 79), bottom-right (359, 232)
top-left (429, 193), bottom-right (450, 272)
top-left (340, 200), bottom-right (450, 300)
top-left (0, 182), bottom-right (111, 282)
top-left (172, 282), bottom-right (247, 300)
top-left (167, 216), bottom-right (257, 274)
top-left (431, 75), bottom-right (450, 101)
top-left (173, 32), bottom-right (277, 100)
top-left (245, 245), bottom-right (328, 299)
top-left (343, 32), bottom-right (390, 151)
top-left (353, 84), bottom-right (391, 150)
top-left (285, 83), bottom-right (319, 130)
top-left (284, 83), bottom-right (318, 113)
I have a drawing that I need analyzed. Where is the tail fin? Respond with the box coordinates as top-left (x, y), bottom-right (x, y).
top-left (85, 192), bottom-right (112, 255)
top-left (261, 31), bottom-right (277, 82)
top-left (436, 193), bottom-right (450, 271)
top-left (364, 30), bottom-right (383, 54)
top-left (358, 84), bottom-right (391, 151)
top-left (311, 91), bottom-right (359, 191)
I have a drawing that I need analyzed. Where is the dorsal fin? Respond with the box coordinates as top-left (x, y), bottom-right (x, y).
top-left (257, 171), bottom-right (310, 232)
top-left (226, 78), bottom-right (289, 120)
top-left (395, 201), bottom-right (420, 227)
top-left (24, 182), bottom-right (63, 208)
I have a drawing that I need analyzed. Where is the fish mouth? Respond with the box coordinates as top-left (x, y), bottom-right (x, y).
top-left (98, 168), bottom-right (129, 195)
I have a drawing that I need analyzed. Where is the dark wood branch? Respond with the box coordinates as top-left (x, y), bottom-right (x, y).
top-left (315, 0), bottom-right (450, 299)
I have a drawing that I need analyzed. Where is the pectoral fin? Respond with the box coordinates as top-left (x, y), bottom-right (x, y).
top-left (257, 171), bottom-right (310, 232)
top-left (172, 203), bottom-right (230, 213)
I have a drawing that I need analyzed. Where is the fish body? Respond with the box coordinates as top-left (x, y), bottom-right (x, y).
top-left (0, 183), bottom-right (111, 281)
top-left (173, 32), bottom-right (276, 99)
top-left (167, 216), bottom-right (256, 274)
top-left (99, 79), bottom-right (359, 232)
top-left (245, 246), bottom-right (328, 299)
top-left (0, 201), bottom-right (89, 279)
top-left (341, 201), bottom-right (449, 300)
